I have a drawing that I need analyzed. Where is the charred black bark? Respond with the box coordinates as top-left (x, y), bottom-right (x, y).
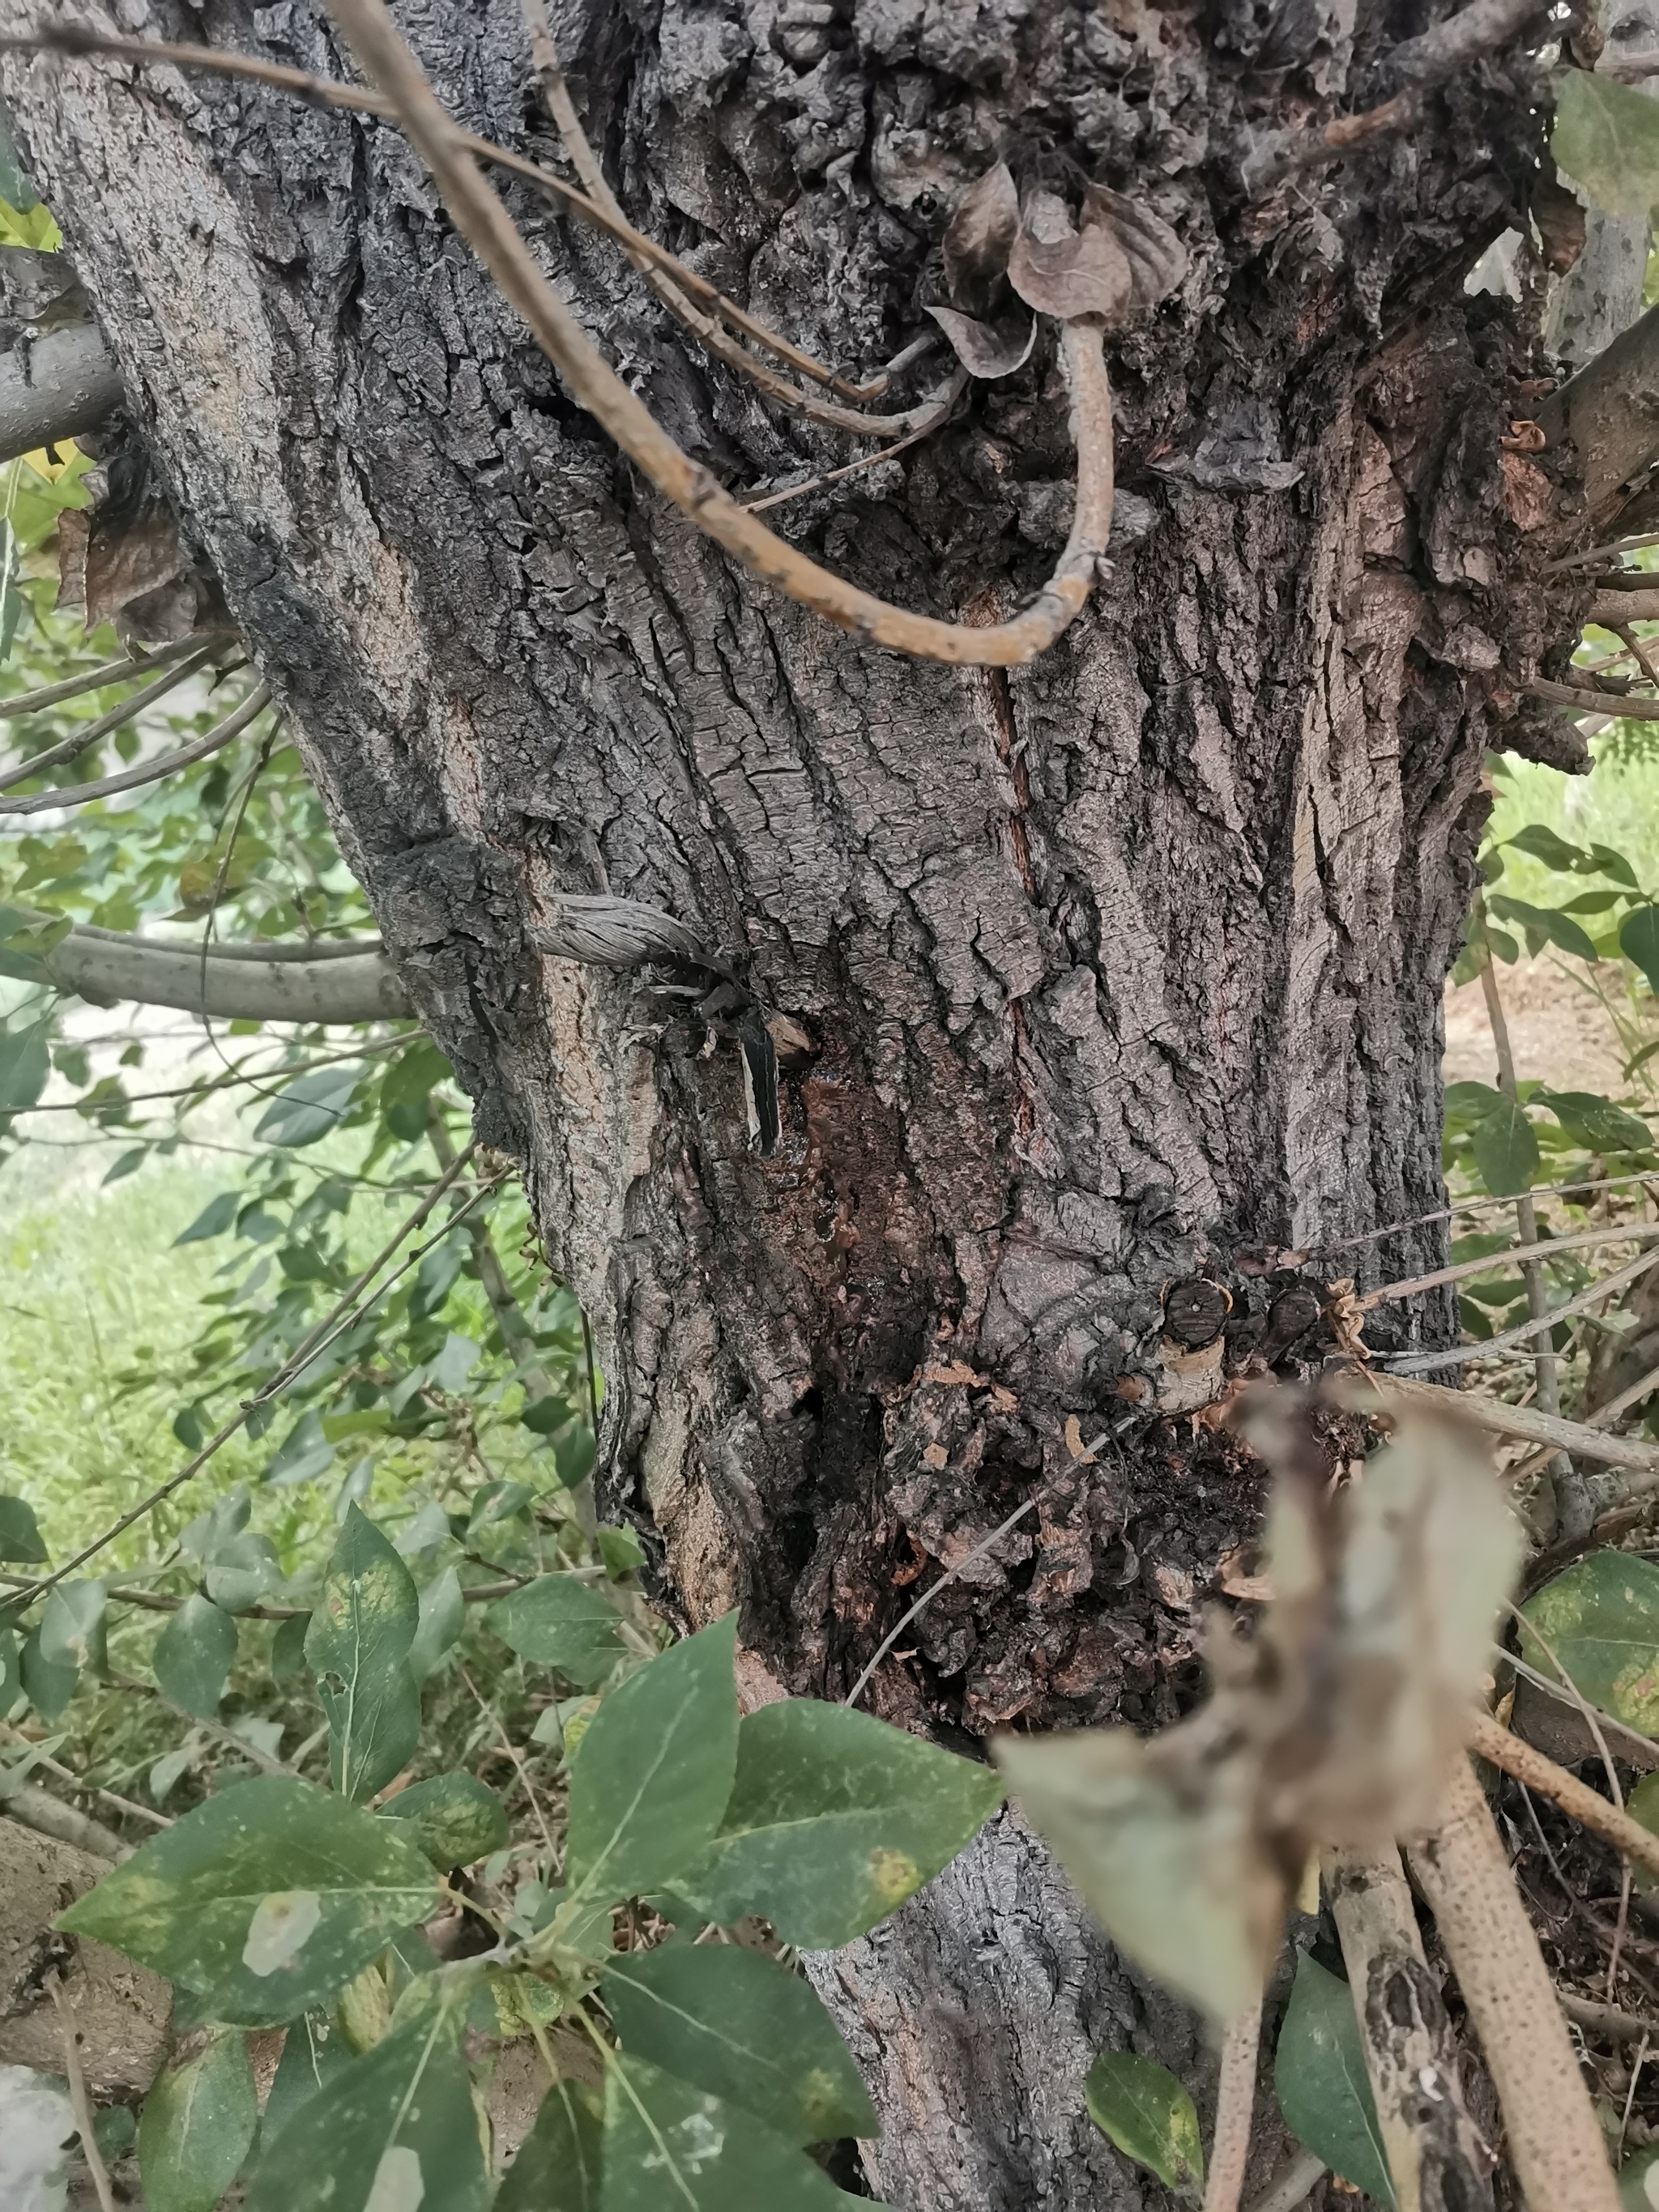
top-left (2, 2), bottom-right (1585, 2201)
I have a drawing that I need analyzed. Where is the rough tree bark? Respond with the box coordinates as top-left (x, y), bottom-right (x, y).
top-left (0, 2), bottom-right (1601, 2203)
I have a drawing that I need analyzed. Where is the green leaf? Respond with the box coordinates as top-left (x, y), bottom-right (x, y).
top-left (1533, 1088), bottom-right (1653, 1154)
top-left (0, 520), bottom-right (20, 667)
top-left (1084, 2050), bottom-right (1204, 2194)
top-left (565, 1613), bottom-right (740, 1905)
top-left (253, 1064), bottom-right (364, 1148)
top-left (602, 2054), bottom-right (863, 2212)
top-left (204, 1532), bottom-right (285, 1615)
top-left (271, 1611), bottom-right (311, 1683)
top-left (260, 2007), bottom-right (353, 2142)
top-left (1591, 843), bottom-right (1642, 889)
top-left (57, 1775), bottom-right (442, 2027)
top-left (378, 1771), bottom-right (509, 1869)
top-left (305, 1506), bottom-right (421, 1802)
top-left (1555, 70), bottom-right (1659, 217)
top-left (407, 1566), bottom-right (463, 1683)
top-left (489, 1574), bottom-right (625, 1685)
top-left (380, 1040), bottom-right (454, 1115)
top-left (597, 1524), bottom-right (645, 1579)
top-left (1444, 1079), bottom-right (1504, 1119)
top-left (1469, 1097), bottom-right (1537, 1196)
top-left (1620, 2145), bottom-right (1659, 2210)
top-left (520, 1394), bottom-right (571, 1435)
top-left (139, 2030), bottom-right (258, 2212)
top-left (245, 1985), bottom-right (488, 2212)
top-left (1274, 1953), bottom-right (1395, 2207)
top-left (153, 1594), bottom-right (238, 1718)
top-left (0, 1494), bottom-right (47, 1562)
top-left (0, 1020), bottom-right (50, 1113)
top-left (680, 1698), bottom-right (1004, 1948)
top-left (496, 2078), bottom-right (603, 2212)
top-left (601, 1945), bottom-right (878, 2146)
top-left (1517, 1553), bottom-right (1659, 1736)
top-left (1488, 895), bottom-right (1601, 962)
top-left (1624, 906), bottom-right (1659, 995)
top-left (263, 1409), bottom-right (336, 1489)
top-left (20, 1623), bottom-right (77, 1720)
top-left (1503, 824), bottom-right (1590, 873)
top-left (174, 1191), bottom-right (239, 1245)
top-left (40, 1579), bottom-right (105, 1673)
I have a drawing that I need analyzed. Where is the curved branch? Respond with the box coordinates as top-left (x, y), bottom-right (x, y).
top-left (0, 631), bottom-right (220, 718)
top-left (0, 636), bottom-right (228, 792)
top-left (1467, 1710), bottom-right (1659, 1883)
top-left (0, 679), bottom-right (270, 814)
top-left (44, 925), bottom-right (411, 1022)
top-left (0, 319), bottom-right (121, 463)
top-left (1529, 675), bottom-right (1659, 718)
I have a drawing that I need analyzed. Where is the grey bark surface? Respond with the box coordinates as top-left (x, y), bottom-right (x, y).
top-left (1, 2), bottom-right (1584, 2203)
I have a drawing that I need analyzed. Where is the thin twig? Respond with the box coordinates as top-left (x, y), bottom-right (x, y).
top-left (1548, 531), bottom-right (1659, 574)
top-left (1359, 1222), bottom-right (1659, 1310)
top-left (0, 680), bottom-right (272, 816)
top-left (1380, 1245), bottom-right (1659, 1376)
top-left (0, 1146), bottom-right (484, 1607)
top-left (1530, 677), bottom-right (1659, 720)
top-left (318, 0), bottom-right (1120, 667)
top-left (740, 373), bottom-right (969, 512)
top-left (458, 1660), bottom-right (560, 1866)
top-left (0, 632), bottom-right (222, 718)
top-left (11, 24), bottom-right (935, 440)
top-left (1468, 1711), bottom-right (1659, 1884)
top-left (0, 637), bottom-right (227, 792)
top-left (1341, 1367), bottom-right (1659, 1481)
top-left (843, 1494), bottom-right (1038, 1708)
top-left (1204, 2005), bottom-right (1260, 2212)
top-left (1319, 1170), bottom-right (1659, 1259)
top-left (1560, 1992), bottom-right (1659, 2043)
top-left (1508, 1356), bottom-right (1659, 1494)
top-left (45, 1972), bottom-right (117, 2212)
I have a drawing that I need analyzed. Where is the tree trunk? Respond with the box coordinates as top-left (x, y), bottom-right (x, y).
top-left (2, 3), bottom-right (1584, 2201)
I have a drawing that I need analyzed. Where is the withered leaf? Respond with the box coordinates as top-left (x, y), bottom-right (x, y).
top-left (1007, 190), bottom-right (1132, 326)
top-left (925, 305), bottom-right (1037, 380)
top-left (996, 1712), bottom-right (1288, 2025)
top-left (942, 160), bottom-right (1019, 315)
top-left (1081, 185), bottom-right (1188, 313)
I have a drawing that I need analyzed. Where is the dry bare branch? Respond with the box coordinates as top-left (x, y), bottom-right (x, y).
top-left (0, 635), bottom-right (227, 792)
top-left (1466, 1711), bottom-right (1659, 1883)
top-left (1203, 2005), bottom-right (1260, 2212)
top-left (0, 679), bottom-right (271, 816)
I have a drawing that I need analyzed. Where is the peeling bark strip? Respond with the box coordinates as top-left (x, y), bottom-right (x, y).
top-left (0, 1), bottom-right (1585, 2200)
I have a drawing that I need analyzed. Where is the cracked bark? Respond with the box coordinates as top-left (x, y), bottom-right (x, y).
top-left (1, 2), bottom-right (1585, 2203)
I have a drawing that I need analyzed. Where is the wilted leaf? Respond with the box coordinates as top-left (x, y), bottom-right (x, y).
top-left (305, 1507), bottom-right (420, 1802)
top-left (925, 305), bottom-right (1037, 379)
top-left (681, 1697), bottom-right (1003, 1947)
top-left (1009, 190), bottom-right (1132, 324)
top-left (942, 159), bottom-right (1019, 313)
top-left (138, 2031), bottom-right (258, 2212)
top-left (565, 1613), bottom-right (739, 1904)
top-left (378, 1771), bottom-right (509, 1868)
top-left (1555, 70), bottom-right (1659, 217)
top-left (1274, 1953), bottom-right (1395, 2206)
top-left (601, 2055), bottom-right (858, 2212)
top-left (1081, 185), bottom-right (1187, 310)
top-left (1519, 1552), bottom-right (1659, 1736)
top-left (153, 1594), bottom-right (237, 1718)
top-left (1085, 2049), bottom-right (1204, 2194)
top-left (58, 1775), bottom-right (442, 2027)
top-left (601, 1944), bottom-right (878, 2145)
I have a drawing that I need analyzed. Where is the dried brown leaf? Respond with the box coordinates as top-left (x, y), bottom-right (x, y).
top-left (942, 160), bottom-right (1019, 314)
top-left (1081, 185), bottom-right (1188, 313)
top-left (1007, 191), bottom-right (1132, 326)
top-left (925, 305), bottom-right (1036, 380)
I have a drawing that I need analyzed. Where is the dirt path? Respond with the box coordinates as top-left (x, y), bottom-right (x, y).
top-left (1444, 958), bottom-right (1640, 1096)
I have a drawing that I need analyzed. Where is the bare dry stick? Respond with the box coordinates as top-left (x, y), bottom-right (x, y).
top-left (1322, 1843), bottom-right (1494, 2211)
top-left (1343, 1368), bottom-right (1659, 1481)
top-left (0, 631), bottom-right (221, 718)
top-left (1242, 2150), bottom-right (1327, 2212)
top-left (0, 637), bottom-right (226, 792)
top-left (1382, 1243), bottom-right (1659, 1377)
top-left (843, 1494), bottom-right (1038, 1709)
top-left (1468, 1711), bottom-right (1659, 1884)
top-left (45, 1972), bottom-right (118, 2212)
top-left (8, 27), bottom-right (933, 441)
top-left (314, 0), bottom-right (1116, 667)
top-left (741, 375), bottom-right (970, 512)
top-left (1360, 1222), bottom-right (1659, 1310)
top-left (0, 681), bottom-right (272, 816)
top-left (1409, 1754), bottom-right (1622, 2212)
top-left (1204, 2005), bottom-right (1261, 2212)
top-left (1508, 1357), bottom-right (1659, 1493)
top-left (1531, 678), bottom-right (1659, 719)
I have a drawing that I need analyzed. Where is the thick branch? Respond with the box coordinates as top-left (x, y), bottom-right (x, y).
top-left (1341, 1369), bottom-right (1659, 1481)
top-left (44, 924), bottom-right (411, 1021)
top-left (1540, 302), bottom-right (1659, 522)
top-left (0, 320), bottom-right (120, 462)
